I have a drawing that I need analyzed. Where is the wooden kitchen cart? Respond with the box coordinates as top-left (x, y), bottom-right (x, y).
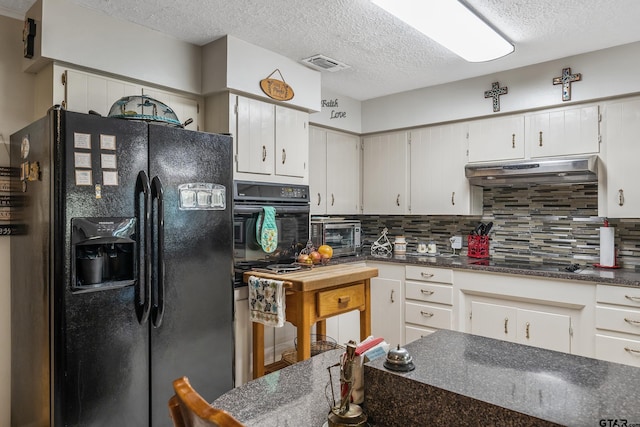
top-left (244, 263), bottom-right (378, 378)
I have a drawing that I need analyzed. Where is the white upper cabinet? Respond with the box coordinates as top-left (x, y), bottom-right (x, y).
top-left (409, 123), bottom-right (482, 215)
top-left (275, 105), bottom-right (308, 178)
top-left (527, 104), bottom-right (600, 158)
top-left (467, 115), bottom-right (525, 163)
top-left (600, 97), bottom-right (640, 218)
top-left (362, 131), bottom-right (409, 214)
top-left (309, 127), bottom-right (328, 214)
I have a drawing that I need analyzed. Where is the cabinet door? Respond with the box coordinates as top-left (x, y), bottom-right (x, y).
top-left (309, 127), bottom-right (327, 214)
top-left (362, 132), bottom-right (408, 214)
top-left (326, 131), bottom-right (360, 214)
top-left (468, 115), bottom-right (525, 163)
top-left (275, 106), bottom-right (308, 178)
top-left (517, 308), bottom-right (571, 353)
top-left (143, 87), bottom-right (199, 131)
top-left (235, 96), bottom-right (275, 175)
top-left (602, 98), bottom-right (640, 217)
top-left (528, 105), bottom-right (599, 158)
top-left (371, 277), bottom-right (403, 347)
top-left (410, 123), bottom-right (481, 215)
top-left (65, 69), bottom-right (139, 117)
top-left (471, 301), bottom-right (517, 342)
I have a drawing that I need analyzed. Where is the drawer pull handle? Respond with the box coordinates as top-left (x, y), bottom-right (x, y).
top-left (624, 317), bottom-right (640, 326)
top-left (420, 272), bottom-right (434, 279)
top-left (504, 318), bottom-right (509, 334)
top-left (390, 290), bottom-right (395, 303)
top-left (420, 311), bottom-right (434, 318)
top-left (624, 347), bottom-right (640, 355)
top-left (338, 296), bottom-right (351, 304)
top-left (625, 295), bottom-right (640, 303)
top-left (420, 289), bottom-right (434, 296)
top-left (525, 322), bottom-right (530, 339)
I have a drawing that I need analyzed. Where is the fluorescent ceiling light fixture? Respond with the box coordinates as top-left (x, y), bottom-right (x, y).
top-left (371, 0), bottom-right (514, 62)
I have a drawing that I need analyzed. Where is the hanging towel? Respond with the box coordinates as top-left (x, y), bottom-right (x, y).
top-left (256, 206), bottom-right (278, 253)
top-left (248, 275), bottom-right (286, 327)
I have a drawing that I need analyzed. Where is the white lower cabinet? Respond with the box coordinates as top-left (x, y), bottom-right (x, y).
top-left (368, 262), bottom-right (404, 347)
top-left (404, 266), bottom-right (454, 344)
top-left (595, 284), bottom-right (640, 367)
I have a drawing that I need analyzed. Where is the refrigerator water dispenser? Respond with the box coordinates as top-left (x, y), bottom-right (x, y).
top-left (71, 217), bottom-right (136, 291)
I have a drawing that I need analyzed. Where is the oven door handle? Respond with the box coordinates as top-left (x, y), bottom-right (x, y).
top-left (233, 204), bottom-right (310, 214)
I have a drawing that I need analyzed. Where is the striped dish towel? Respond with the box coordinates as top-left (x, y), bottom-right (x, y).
top-left (248, 275), bottom-right (286, 327)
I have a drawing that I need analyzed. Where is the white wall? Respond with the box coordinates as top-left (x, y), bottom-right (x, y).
top-left (309, 88), bottom-right (362, 134)
top-left (362, 42), bottom-right (640, 134)
top-left (0, 15), bottom-right (36, 427)
top-left (24, 0), bottom-right (202, 94)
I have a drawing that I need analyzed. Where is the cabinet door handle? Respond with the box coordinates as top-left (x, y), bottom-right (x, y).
top-left (624, 347), bottom-right (640, 355)
top-left (420, 272), bottom-right (434, 279)
top-left (317, 193), bottom-right (321, 206)
top-left (390, 289), bottom-right (395, 303)
top-left (619, 189), bottom-right (625, 206)
top-left (262, 145), bottom-right (267, 162)
top-left (281, 148), bottom-right (286, 164)
top-left (512, 134), bottom-right (515, 149)
top-left (504, 318), bottom-right (509, 334)
top-left (420, 311), bottom-right (434, 317)
top-left (396, 194), bottom-right (400, 206)
top-left (539, 131), bottom-right (543, 147)
top-left (625, 295), bottom-right (640, 303)
top-left (338, 296), bottom-right (351, 304)
top-left (451, 191), bottom-right (455, 206)
top-left (331, 193), bottom-right (335, 206)
top-left (420, 289), bottom-right (434, 296)
top-left (525, 322), bottom-right (530, 339)
top-left (624, 317), bottom-right (640, 326)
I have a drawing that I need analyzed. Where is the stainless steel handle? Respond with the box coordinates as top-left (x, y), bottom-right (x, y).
top-left (150, 176), bottom-right (165, 328)
top-left (331, 193), bottom-right (335, 206)
top-left (625, 295), bottom-right (640, 303)
top-left (624, 347), bottom-right (640, 355)
top-left (624, 317), bottom-right (640, 326)
top-left (262, 145), bottom-right (267, 162)
top-left (420, 311), bottom-right (434, 317)
top-left (317, 193), bottom-right (321, 206)
top-left (512, 134), bottom-right (515, 149)
top-left (396, 194), bottom-right (400, 206)
top-left (539, 131), bottom-right (543, 147)
top-left (420, 289), bottom-right (434, 296)
top-left (451, 192), bottom-right (455, 206)
top-left (134, 171), bottom-right (151, 325)
top-left (420, 272), bottom-right (434, 279)
top-left (282, 148), bottom-right (286, 164)
top-left (390, 290), bottom-right (395, 303)
top-left (619, 189), bottom-right (625, 206)
top-left (525, 322), bottom-right (530, 339)
top-left (504, 318), bottom-right (509, 334)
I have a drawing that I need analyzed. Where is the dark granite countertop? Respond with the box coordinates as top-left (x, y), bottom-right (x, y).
top-left (334, 253), bottom-right (640, 288)
top-left (365, 330), bottom-right (640, 426)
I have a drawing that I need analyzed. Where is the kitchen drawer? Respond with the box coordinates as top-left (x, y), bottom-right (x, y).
top-left (405, 325), bottom-right (436, 344)
top-left (316, 283), bottom-right (365, 317)
top-left (405, 281), bottom-right (452, 305)
top-left (404, 301), bottom-right (452, 329)
top-left (596, 284), bottom-right (640, 308)
top-left (596, 306), bottom-right (640, 336)
top-left (405, 265), bottom-right (453, 284)
top-left (596, 334), bottom-right (640, 368)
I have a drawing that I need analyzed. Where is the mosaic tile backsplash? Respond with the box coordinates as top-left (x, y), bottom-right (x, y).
top-left (350, 184), bottom-right (640, 270)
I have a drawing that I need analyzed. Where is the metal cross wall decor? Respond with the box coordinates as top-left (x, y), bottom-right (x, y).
top-left (484, 82), bottom-right (508, 112)
top-left (553, 67), bottom-right (581, 101)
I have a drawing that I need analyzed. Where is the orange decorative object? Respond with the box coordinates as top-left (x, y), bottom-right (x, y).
top-left (260, 69), bottom-right (294, 101)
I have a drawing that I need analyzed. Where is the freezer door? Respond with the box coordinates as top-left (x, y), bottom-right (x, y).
top-left (147, 124), bottom-right (234, 427)
top-left (57, 111), bottom-right (150, 426)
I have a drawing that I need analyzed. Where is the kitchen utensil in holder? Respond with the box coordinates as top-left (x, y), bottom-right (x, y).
top-left (468, 235), bottom-right (490, 259)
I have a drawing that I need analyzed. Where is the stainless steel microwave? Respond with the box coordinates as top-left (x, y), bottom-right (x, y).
top-left (310, 219), bottom-right (361, 257)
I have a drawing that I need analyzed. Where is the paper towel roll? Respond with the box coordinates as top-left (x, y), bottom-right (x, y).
top-left (600, 227), bottom-right (616, 267)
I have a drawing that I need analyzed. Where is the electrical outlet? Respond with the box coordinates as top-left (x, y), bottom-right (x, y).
top-left (450, 235), bottom-right (462, 249)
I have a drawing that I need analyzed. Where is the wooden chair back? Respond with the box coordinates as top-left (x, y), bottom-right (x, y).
top-left (168, 376), bottom-right (244, 427)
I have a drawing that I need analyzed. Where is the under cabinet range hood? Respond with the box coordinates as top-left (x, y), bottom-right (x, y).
top-left (465, 155), bottom-right (598, 187)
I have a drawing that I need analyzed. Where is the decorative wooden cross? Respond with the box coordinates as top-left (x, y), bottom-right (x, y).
top-left (553, 67), bottom-right (581, 101)
top-left (484, 82), bottom-right (508, 112)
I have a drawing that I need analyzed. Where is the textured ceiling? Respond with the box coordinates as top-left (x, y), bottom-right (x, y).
top-left (2, 0), bottom-right (640, 101)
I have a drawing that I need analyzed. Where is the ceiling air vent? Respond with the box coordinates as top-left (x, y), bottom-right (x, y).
top-left (301, 54), bottom-right (350, 72)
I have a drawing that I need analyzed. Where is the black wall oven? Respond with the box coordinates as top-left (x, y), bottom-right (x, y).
top-left (233, 180), bottom-right (310, 286)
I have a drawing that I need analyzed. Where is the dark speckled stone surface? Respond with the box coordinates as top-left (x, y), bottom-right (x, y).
top-left (365, 330), bottom-right (640, 427)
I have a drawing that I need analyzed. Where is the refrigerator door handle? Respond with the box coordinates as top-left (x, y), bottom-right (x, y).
top-left (150, 176), bottom-right (165, 328)
top-left (135, 171), bottom-right (152, 324)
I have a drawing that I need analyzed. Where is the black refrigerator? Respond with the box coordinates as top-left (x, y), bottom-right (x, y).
top-left (10, 108), bottom-right (234, 427)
